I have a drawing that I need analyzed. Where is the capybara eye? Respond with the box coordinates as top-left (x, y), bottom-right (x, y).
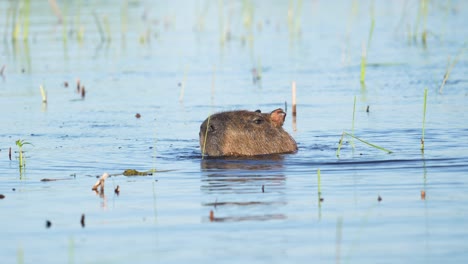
top-left (253, 118), bottom-right (263, 124)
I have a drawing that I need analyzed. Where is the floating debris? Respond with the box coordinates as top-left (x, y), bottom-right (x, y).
top-left (251, 68), bottom-right (261, 83)
top-left (123, 169), bottom-right (154, 176)
top-left (114, 185), bottom-right (120, 195)
top-left (80, 214), bottom-right (85, 228)
top-left (209, 210), bottom-right (214, 222)
top-left (92, 172), bottom-right (109, 191)
top-left (41, 178), bottom-right (72, 182)
top-left (421, 190), bottom-right (426, 200)
top-left (46, 220), bottom-right (52, 228)
top-left (262, 185), bottom-right (264, 193)
top-left (378, 195), bottom-right (382, 202)
top-left (0, 194), bottom-right (5, 199)
top-left (366, 105), bottom-right (370, 113)
top-left (9, 147), bottom-right (11, 160)
top-left (64, 81), bottom-right (68, 87)
top-left (81, 86), bottom-right (86, 99)
top-left (135, 113), bottom-right (141, 119)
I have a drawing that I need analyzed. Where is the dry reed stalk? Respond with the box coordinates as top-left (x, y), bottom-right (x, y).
top-left (292, 81), bottom-right (297, 131)
top-left (91, 173), bottom-right (109, 191)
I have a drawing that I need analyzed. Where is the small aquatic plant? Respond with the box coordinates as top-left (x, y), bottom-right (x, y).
top-left (360, 43), bottom-right (367, 83)
top-left (439, 45), bottom-right (465, 94)
top-left (39, 85), bottom-right (47, 103)
top-left (292, 81), bottom-right (297, 131)
top-left (15, 139), bottom-right (32, 169)
top-left (336, 131), bottom-right (392, 157)
top-left (179, 65), bottom-right (189, 102)
top-left (93, 12), bottom-right (106, 42)
top-left (292, 81), bottom-right (297, 117)
top-left (415, 0), bottom-right (429, 47)
top-left (360, 2), bottom-right (375, 84)
top-left (317, 169), bottom-right (322, 203)
top-left (421, 88), bottom-right (427, 151)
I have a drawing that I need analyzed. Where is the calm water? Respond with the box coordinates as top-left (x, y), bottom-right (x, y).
top-left (1, 1), bottom-right (468, 263)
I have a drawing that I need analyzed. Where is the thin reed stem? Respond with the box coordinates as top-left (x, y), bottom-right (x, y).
top-left (336, 131), bottom-right (392, 157)
top-left (421, 88), bottom-right (427, 150)
top-left (439, 45), bottom-right (466, 93)
top-left (360, 42), bottom-right (366, 83)
top-left (317, 168), bottom-right (321, 198)
top-left (201, 116), bottom-right (211, 159)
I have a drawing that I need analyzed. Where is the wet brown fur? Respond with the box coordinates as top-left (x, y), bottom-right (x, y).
top-left (199, 108), bottom-right (297, 157)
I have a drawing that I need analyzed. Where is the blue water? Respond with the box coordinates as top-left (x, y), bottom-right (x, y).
top-left (1, 1), bottom-right (468, 263)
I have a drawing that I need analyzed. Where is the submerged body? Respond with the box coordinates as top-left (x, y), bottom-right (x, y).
top-left (199, 108), bottom-right (298, 157)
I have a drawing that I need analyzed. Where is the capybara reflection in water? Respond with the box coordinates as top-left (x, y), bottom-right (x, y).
top-left (199, 108), bottom-right (298, 157)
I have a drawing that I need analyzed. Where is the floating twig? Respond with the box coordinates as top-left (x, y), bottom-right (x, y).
top-left (81, 86), bottom-right (86, 99)
top-left (91, 172), bottom-right (109, 191)
top-left (76, 79), bottom-right (80, 93)
top-left (80, 214), bottom-right (85, 227)
top-left (40, 178), bottom-right (72, 182)
top-left (48, 0), bottom-right (63, 23)
top-left (209, 210), bottom-right (214, 222)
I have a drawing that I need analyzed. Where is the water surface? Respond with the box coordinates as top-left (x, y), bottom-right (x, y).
top-left (1, 1), bottom-right (468, 263)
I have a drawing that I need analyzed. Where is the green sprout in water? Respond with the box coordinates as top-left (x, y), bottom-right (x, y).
top-left (16, 139), bottom-right (33, 169)
top-left (336, 131), bottom-right (392, 157)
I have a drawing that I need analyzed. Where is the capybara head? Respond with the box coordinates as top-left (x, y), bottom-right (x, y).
top-left (199, 108), bottom-right (298, 157)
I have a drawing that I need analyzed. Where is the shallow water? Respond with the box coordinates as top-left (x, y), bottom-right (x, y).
top-left (1, 1), bottom-right (468, 263)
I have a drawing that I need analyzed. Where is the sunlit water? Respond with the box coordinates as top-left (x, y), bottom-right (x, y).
top-left (1, 1), bottom-right (468, 263)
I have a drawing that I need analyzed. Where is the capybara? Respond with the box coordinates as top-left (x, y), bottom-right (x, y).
top-left (199, 108), bottom-right (298, 157)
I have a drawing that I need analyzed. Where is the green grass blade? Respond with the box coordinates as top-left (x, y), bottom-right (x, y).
top-left (343, 132), bottom-right (392, 154)
top-left (335, 132), bottom-right (346, 157)
top-left (421, 88), bottom-right (427, 150)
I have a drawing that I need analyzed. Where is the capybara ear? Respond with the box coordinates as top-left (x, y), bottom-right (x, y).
top-left (255, 109), bottom-right (261, 113)
top-left (270, 108), bottom-right (286, 127)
